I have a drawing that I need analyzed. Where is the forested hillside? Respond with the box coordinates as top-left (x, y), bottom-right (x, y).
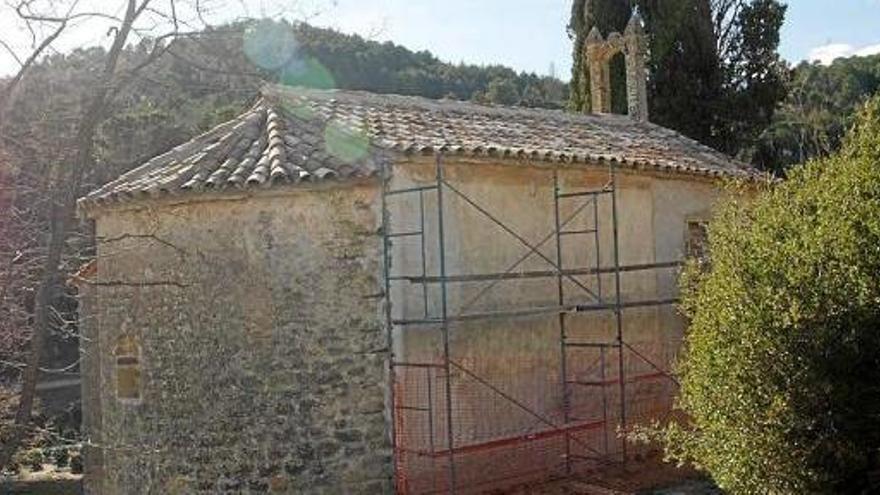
top-left (3, 20), bottom-right (568, 190)
top-left (0, 18), bottom-right (569, 395)
top-left (754, 53), bottom-right (880, 173)
top-left (279, 21), bottom-right (568, 107)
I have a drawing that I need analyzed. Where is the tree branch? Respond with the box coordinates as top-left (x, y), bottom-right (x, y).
top-left (0, 38), bottom-right (24, 66)
top-left (0, 16), bottom-right (68, 116)
top-left (0, 0), bottom-right (154, 471)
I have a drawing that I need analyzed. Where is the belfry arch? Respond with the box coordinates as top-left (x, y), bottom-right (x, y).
top-left (584, 11), bottom-right (649, 122)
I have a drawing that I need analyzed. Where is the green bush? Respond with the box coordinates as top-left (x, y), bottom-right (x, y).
top-left (659, 95), bottom-right (880, 493)
top-left (19, 448), bottom-right (44, 472)
top-left (52, 446), bottom-right (69, 468)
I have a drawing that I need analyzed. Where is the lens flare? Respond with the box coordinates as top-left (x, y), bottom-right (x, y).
top-left (324, 120), bottom-right (370, 164)
top-left (242, 20), bottom-right (298, 71)
top-left (280, 57), bottom-right (335, 90)
top-left (279, 100), bottom-right (316, 121)
top-left (243, 20), bottom-right (337, 91)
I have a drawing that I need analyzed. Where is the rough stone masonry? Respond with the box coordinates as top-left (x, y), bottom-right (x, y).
top-left (79, 186), bottom-right (392, 494)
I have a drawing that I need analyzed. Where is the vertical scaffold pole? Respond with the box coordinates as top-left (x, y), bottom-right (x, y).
top-left (609, 161), bottom-right (628, 463)
top-left (435, 153), bottom-right (457, 493)
top-left (420, 189), bottom-right (429, 318)
top-left (380, 157), bottom-right (399, 488)
top-left (600, 346), bottom-right (609, 454)
top-left (553, 169), bottom-right (572, 475)
top-left (427, 369), bottom-right (437, 491)
top-left (593, 195), bottom-right (603, 301)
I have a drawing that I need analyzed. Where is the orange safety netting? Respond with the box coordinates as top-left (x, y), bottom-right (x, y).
top-left (392, 345), bottom-right (677, 494)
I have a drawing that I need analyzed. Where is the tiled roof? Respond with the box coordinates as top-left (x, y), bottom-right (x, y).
top-left (80, 84), bottom-right (759, 208)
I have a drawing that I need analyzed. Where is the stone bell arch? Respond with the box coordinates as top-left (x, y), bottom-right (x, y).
top-left (584, 10), bottom-right (649, 122)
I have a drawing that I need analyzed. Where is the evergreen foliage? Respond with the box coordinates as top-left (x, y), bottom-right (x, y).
top-left (568, 0), bottom-right (788, 159)
top-left (284, 21), bottom-right (568, 108)
top-left (754, 53), bottom-right (880, 174)
top-left (658, 95), bottom-right (880, 493)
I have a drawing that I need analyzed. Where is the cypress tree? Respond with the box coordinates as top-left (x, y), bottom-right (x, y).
top-left (568, 0), bottom-right (787, 160)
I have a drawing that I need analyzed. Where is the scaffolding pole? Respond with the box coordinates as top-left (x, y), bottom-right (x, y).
top-left (435, 154), bottom-right (457, 494)
top-left (556, 164), bottom-right (623, 472)
top-left (380, 157), bottom-right (399, 489)
top-left (553, 170), bottom-right (572, 475)
top-left (609, 161), bottom-right (628, 464)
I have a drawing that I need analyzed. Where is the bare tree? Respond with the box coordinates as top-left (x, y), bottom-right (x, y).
top-left (0, 0), bottom-right (152, 469)
top-left (0, 0), bottom-right (279, 470)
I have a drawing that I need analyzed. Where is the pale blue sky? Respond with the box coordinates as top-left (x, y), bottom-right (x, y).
top-left (779, 0), bottom-right (880, 65)
top-left (1, 0), bottom-right (879, 78)
top-left (308, 0), bottom-right (880, 78)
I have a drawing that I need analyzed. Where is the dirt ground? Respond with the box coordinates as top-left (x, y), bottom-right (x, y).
top-left (0, 471), bottom-right (82, 494)
top-left (0, 457), bottom-right (719, 495)
top-left (501, 456), bottom-right (719, 495)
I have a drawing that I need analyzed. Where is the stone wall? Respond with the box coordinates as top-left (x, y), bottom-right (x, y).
top-left (81, 157), bottom-right (725, 493)
top-left (84, 183), bottom-right (391, 494)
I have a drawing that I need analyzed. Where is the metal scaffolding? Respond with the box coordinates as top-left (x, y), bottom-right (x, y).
top-left (382, 154), bottom-right (681, 494)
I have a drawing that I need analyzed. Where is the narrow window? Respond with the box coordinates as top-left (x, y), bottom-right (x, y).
top-left (686, 220), bottom-right (710, 262)
top-left (114, 335), bottom-right (141, 402)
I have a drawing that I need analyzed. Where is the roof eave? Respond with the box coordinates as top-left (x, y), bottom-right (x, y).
top-left (77, 174), bottom-right (382, 219)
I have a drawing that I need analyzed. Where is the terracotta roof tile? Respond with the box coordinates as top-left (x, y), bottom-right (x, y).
top-left (80, 84), bottom-right (760, 209)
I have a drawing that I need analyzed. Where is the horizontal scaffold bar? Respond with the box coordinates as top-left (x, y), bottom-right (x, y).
top-left (564, 341), bottom-right (620, 348)
top-left (395, 405), bottom-right (430, 412)
top-left (402, 418), bottom-right (609, 459)
top-left (391, 305), bottom-right (576, 325)
top-left (556, 188), bottom-right (613, 199)
top-left (386, 231), bottom-right (423, 238)
top-left (391, 361), bottom-right (446, 369)
top-left (395, 260), bottom-right (684, 284)
top-left (575, 297), bottom-right (679, 312)
top-left (565, 371), bottom-right (671, 388)
top-left (558, 229), bottom-right (598, 236)
top-left (391, 298), bottom-right (679, 325)
top-left (385, 184), bottom-right (439, 196)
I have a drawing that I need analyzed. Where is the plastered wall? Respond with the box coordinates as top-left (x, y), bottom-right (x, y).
top-left (384, 157), bottom-right (720, 486)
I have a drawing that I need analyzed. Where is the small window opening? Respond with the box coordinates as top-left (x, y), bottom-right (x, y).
top-left (686, 220), bottom-right (710, 263)
top-left (114, 335), bottom-right (141, 402)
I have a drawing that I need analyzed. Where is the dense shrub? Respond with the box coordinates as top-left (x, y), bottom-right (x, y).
top-left (19, 448), bottom-right (44, 472)
top-left (51, 446), bottom-right (69, 468)
top-left (659, 95), bottom-right (880, 493)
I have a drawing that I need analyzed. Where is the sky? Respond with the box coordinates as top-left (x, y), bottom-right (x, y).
top-left (1, 0), bottom-right (880, 79)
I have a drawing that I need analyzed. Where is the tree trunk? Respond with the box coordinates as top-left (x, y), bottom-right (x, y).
top-left (0, 0), bottom-right (145, 470)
